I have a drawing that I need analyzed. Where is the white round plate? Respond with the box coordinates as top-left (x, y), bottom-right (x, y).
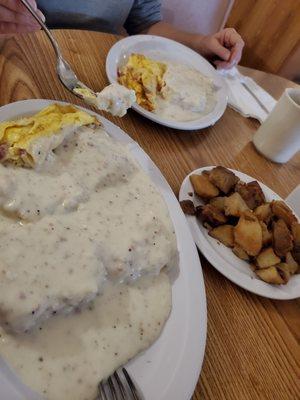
top-left (179, 166), bottom-right (300, 300)
top-left (0, 100), bottom-right (207, 400)
top-left (106, 35), bottom-right (228, 130)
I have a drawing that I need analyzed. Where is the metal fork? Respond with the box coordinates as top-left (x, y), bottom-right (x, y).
top-left (98, 368), bottom-right (144, 400)
top-left (19, 0), bottom-right (96, 99)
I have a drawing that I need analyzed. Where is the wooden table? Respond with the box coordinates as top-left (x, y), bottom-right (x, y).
top-left (0, 30), bottom-right (299, 400)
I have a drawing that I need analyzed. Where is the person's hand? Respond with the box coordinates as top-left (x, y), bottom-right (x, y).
top-left (0, 0), bottom-right (45, 36)
top-left (196, 28), bottom-right (245, 70)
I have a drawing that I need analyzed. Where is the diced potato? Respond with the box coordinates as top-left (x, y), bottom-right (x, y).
top-left (209, 196), bottom-right (225, 212)
top-left (235, 181), bottom-right (266, 209)
top-left (291, 222), bottom-right (300, 243)
top-left (291, 223), bottom-right (300, 264)
top-left (232, 245), bottom-right (249, 261)
top-left (273, 219), bottom-right (293, 257)
top-left (192, 165), bottom-right (299, 287)
top-left (260, 222), bottom-right (272, 246)
top-left (202, 170), bottom-right (210, 177)
top-left (285, 253), bottom-right (299, 274)
top-left (255, 266), bottom-right (287, 285)
top-left (189, 174), bottom-right (219, 199)
top-left (209, 225), bottom-right (234, 247)
top-left (276, 264), bottom-right (291, 283)
top-left (254, 203), bottom-right (272, 223)
top-left (292, 244), bottom-right (300, 265)
top-left (208, 166), bottom-right (239, 194)
top-left (255, 247), bottom-right (281, 269)
top-left (234, 211), bottom-right (262, 256)
top-left (271, 200), bottom-right (297, 227)
top-left (198, 204), bottom-right (227, 227)
top-left (224, 192), bottom-right (249, 217)
top-left (286, 251), bottom-right (298, 267)
top-left (180, 200), bottom-right (195, 215)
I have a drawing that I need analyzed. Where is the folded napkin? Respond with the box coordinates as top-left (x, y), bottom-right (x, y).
top-left (217, 67), bottom-right (277, 123)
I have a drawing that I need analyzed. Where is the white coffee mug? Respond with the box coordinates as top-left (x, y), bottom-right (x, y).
top-left (253, 88), bottom-right (300, 163)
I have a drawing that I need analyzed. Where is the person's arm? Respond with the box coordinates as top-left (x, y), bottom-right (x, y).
top-left (0, 0), bottom-right (45, 35)
top-left (145, 21), bottom-right (244, 70)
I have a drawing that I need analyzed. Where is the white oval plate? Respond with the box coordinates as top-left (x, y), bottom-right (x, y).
top-left (179, 166), bottom-right (300, 300)
top-left (106, 35), bottom-right (228, 130)
top-left (0, 100), bottom-right (207, 400)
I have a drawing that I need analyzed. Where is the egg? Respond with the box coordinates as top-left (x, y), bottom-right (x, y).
top-left (73, 87), bottom-right (97, 101)
top-left (0, 104), bottom-right (98, 167)
top-left (118, 54), bottom-right (166, 111)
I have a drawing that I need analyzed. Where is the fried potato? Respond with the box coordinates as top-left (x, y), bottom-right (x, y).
top-left (209, 225), bottom-right (234, 247)
top-left (191, 165), bottom-right (298, 286)
top-left (292, 243), bottom-right (300, 265)
top-left (286, 252), bottom-right (298, 268)
top-left (292, 222), bottom-right (300, 265)
top-left (271, 200), bottom-right (297, 227)
top-left (198, 204), bottom-right (227, 226)
top-left (291, 222), bottom-right (300, 264)
top-left (284, 253), bottom-right (299, 274)
top-left (202, 170), bottom-right (210, 177)
top-left (232, 245), bottom-right (250, 261)
top-left (291, 222), bottom-right (300, 243)
top-left (260, 222), bottom-right (273, 246)
top-left (189, 174), bottom-right (219, 199)
top-left (234, 211), bottom-right (262, 256)
top-left (209, 196), bottom-right (225, 212)
top-left (208, 166), bottom-right (239, 194)
top-left (255, 266), bottom-right (287, 285)
top-left (276, 264), bottom-right (291, 283)
top-left (255, 247), bottom-right (281, 269)
top-left (180, 200), bottom-right (195, 215)
top-left (224, 192), bottom-right (249, 217)
top-left (254, 203), bottom-right (272, 224)
top-left (235, 181), bottom-right (266, 209)
top-left (249, 263), bottom-right (257, 271)
top-left (273, 219), bottom-right (293, 257)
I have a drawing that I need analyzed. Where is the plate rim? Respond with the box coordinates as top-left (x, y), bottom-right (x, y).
top-left (0, 99), bottom-right (208, 400)
top-left (105, 34), bottom-right (228, 130)
top-left (179, 166), bottom-right (300, 300)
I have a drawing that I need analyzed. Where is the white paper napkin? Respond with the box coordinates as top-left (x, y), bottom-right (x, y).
top-left (218, 67), bottom-right (277, 123)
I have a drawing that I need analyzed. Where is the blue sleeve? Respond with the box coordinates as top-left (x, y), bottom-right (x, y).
top-left (124, 0), bottom-right (162, 35)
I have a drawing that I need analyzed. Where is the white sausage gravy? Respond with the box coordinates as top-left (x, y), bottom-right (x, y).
top-left (0, 123), bottom-right (178, 400)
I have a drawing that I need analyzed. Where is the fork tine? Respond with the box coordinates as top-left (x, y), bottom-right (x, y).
top-left (122, 368), bottom-right (141, 400)
top-left (99, 368), bottom-right (142, 400)
top-left (98, 381), bottom-right (109, 400)
top-left (113, 370), bottom-right (126, 399)
top-left (107, 376), bottom-right (118, 400)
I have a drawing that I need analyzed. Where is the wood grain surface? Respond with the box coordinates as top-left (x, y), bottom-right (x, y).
top-left (0, 30), bottom-right (299, 400)
top-left (227, 0), bottom-right (300, 76)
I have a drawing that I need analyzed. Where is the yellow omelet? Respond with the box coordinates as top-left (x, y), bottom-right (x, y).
top-left (0, 104), bottom-right (99, 167)
top-left (118, 54), bottom-right (166, 111)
